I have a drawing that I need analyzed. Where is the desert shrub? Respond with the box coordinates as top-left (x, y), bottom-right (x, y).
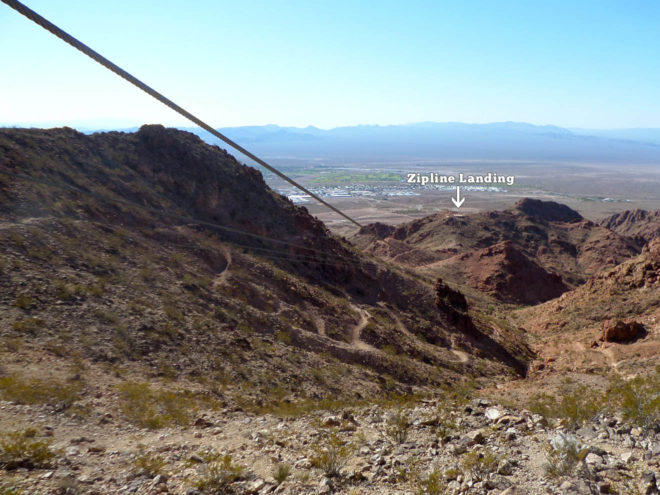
top-left (55, 476), bottom-right (83, 494)
top-left (543, 433), bottom-right (588, 478)
top-left (272, 463), bottom-right (291, 485)
top-left (311, 431), bottom-right (353, 478)
top-left (438, 379), bottom-right (478, 408)
top-left (117, 382), bottom-right (195, 429)
top-left (0, 374), bottom-right (80, 408)
top-left (527, 383), bottom-right (603, 429)
top-left (605, 368), bottom-right (660, 431)
top-left (182, 273), bottom-right (210, 292)
top-left (0, 429), bottom-right (54, 469)
top-left (310, 368), bottom-right (326, 385)
top-left (132, 447), bottom-right (166, 476)
top-left (193, 451), bottom-right (245, 494)
top-left (163, 303), bottom-right (183, 322)
top-left (382, 344), bottom-right (398, 356)
top-left (1, 338), bottom-right (24, 353)
top-left (11, 317), bottom-right (42, 335)
top-left (416, 469), bottom-right (444, 495)
top-left (53, 280), bottom-right (84, 301)
top-left (460, 449), bottom-right (500, 481)
top-left (385, 410), bottom-right (411, 444)
top-left (139, 266), bottom-right (155, 282)
top-left (13, 295), bottom-right (34, 310)
top-left (93, 308), bottom-right (119, 324)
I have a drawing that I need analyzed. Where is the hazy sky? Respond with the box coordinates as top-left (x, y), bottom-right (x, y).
top-left (1, 0), bottom-right (659, 129)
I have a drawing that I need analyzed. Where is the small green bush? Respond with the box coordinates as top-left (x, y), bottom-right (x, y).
top-left (311, 431), bottom-right (353, 478)
top-left (0, 374), bottom-right (80, 407)
top-left (0, 429), bottom-right (54, 469)
top-left (13, 295), bottom-right (34, 310)
top-left (117, 382), bottom-right (195, 429)
top-left (527, 383), bottom-right (603, 429)
top-left (273, 463), bottom-right (291, 485)
top-left (460, 449), bottom-right (500, 481)
top-left (385, 410), bottom-right (411, 444)
top-left (194, 451), bottom-right (245, 493)
top-left (543, 433), bottom-right (588, 478)
top-left (132, 447), bottom-right (166, 476)
top-left (605, 368), bottom-right (660, 430)
top-left (11, 317), bottom-right (42, 334)
top-left (416, 469), bottom-right (445, 495)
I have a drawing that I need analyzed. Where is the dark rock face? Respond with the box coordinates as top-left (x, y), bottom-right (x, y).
top-left (514, 198), bottom-right (583, 223)
top-left (358, 222), bottom-right (395, 239)
top-left (435, 278), bottom-right (468, 312)
top-left (600, 209), bottom-right (660, 246)
top-left (474, 241), bottom-right (569, 305)
top-left (0, 125), bottom-right (371, 297)
top-left (599, 319), bottom-right (646, 343)
top-left (601, 209), bottom-right (653, 229)
top-left (434, 278), bottom-right (474, 334)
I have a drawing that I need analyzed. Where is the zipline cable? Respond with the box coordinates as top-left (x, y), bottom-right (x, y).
top-left (0, 0), bottom-right (363, 228)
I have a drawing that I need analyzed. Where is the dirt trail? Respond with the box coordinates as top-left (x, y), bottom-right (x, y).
top-left (598, 346), bottom-right (623, 374)
top-left (213, 246), bottom-right (232, 288)
top-left (377, 302), bottom-right (470, 364)
top-left (378, 302), bottom-right (411, 337)
top-left (450, 349), bottom-right (470, 363)
top-left (350, 304), bottom-right (375, 351)
top-left (572, 342), bottom-right (586, 352)
top-left (571, 340), bottom-right (624, 374)
top-left (306, 303), bottom-right (327, 337)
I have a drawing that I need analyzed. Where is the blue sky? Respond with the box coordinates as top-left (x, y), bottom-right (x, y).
top-left (1, 0), bottom-right (659, 129)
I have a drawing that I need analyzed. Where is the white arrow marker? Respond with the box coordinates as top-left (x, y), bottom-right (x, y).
top-left (451, 186), bottom-right (465, 208)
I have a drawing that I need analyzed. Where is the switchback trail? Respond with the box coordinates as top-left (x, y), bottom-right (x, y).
top-left (213, 246), bottom-right (233, 288)
top-left (377, 302), bottom-right (471, 364)
top-left (350, 304), bottom-right (375, 351)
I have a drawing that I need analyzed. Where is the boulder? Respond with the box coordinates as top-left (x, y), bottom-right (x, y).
top-left (599, 319), bottom-right (645, 343)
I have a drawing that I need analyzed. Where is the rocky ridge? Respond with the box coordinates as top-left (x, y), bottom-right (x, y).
top-left (1, 125), bottom-right (659, 495)
top-left (352, 199), bottom-right (640, 300)
top-left (599, 209), bottom-right (660, 247)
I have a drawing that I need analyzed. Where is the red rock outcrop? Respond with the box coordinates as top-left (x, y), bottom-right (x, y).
top-left (599, 319), bottom-right (646, 343)
top-left (436, 241), bottom-right (569, 305)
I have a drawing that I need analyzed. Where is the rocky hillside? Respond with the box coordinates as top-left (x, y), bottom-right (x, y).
top-left (0, 126), bottom-right (533, 408)
top-left (599, 209), bottom-right (660, 247)
top-left (514, 238), bottom-right (660, 381)
top-left (353, 199), bottom-right (640, 304)
top-left (2, 126), bottom-right (659, 495)
top-left (2, 382), bottom-right (659, 494)
top-left (431, 241), bottom-right (568, 305)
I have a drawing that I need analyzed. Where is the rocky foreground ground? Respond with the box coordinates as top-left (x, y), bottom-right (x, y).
top-left (1, 392), bottom-right (659, 495)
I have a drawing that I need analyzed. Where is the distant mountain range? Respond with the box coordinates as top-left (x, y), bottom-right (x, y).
top-left (5, 121), bottom-right (660, 164)
top-left (190, 122), bottom-right (660, 164)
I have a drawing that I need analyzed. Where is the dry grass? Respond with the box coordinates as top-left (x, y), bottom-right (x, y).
top-left (0, 374), bottom-right (81, 408)
top-left (0, 429), bottom-right (55, 470)
top-left (116, 382), bottom-right (197, 429)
